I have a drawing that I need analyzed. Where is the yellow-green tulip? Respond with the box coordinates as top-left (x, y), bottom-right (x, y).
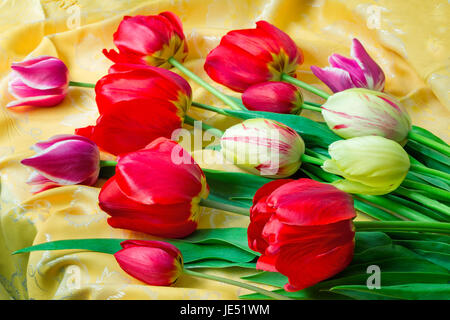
top-left (322, 136), bottom-right (410, 195)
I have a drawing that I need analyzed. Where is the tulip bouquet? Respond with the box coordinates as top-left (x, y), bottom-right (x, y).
top-left (10, 11), bottom-right (450, 300)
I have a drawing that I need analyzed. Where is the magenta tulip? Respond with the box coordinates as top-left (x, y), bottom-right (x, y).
top-left (21, 134), bottom-right (100, 193)
top-left (311, 39), bottom-right (385, 93)
top-left (7, 56), bottom-right (69, 108)
top-left (114, 240), bottom-right (183, 286)
top-left (242, 82), bottom-right (303, 114)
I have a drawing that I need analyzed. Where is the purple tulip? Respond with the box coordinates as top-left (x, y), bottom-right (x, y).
top-left (310, 39), bottom-right (385, 93)
top-left (7, 56), bottom-right (69, 108)
top-left (21, 135), bottom-right (100, 193)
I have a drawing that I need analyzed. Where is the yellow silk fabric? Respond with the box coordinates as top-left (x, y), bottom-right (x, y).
top-left (0, 0), bottom-right (448, 300)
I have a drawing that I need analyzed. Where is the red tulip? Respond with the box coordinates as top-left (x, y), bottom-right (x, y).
top-left (114, 240), bottom-right (183, 286)
top-left (103, 12), bottom-right (188, 68)
top-left (99, 137), bottom-right (209, 238)
top-left (75, 64), bottom-right (191, 155)
top-left (204, 21), bottom-right (303, 92)
top-left (242, 82), bottom-right (303, 114)
top-left (248, 179), bottom-right (356, 292)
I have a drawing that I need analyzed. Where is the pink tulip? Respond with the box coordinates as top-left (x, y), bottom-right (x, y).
top-left (310, 39), bottom-right (385, 93)
top-left (21, 134), bottom-right (100, 193)
top-left (114, 240), bottom-right (183, 286)
top-left (7, 56), bottom-right (69, 108)
top-left (242, 82), bottom-right (303, 114)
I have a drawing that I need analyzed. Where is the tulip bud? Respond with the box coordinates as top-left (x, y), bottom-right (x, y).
top-left (322, 136), bottom-right (410, 195)
top-left (103, 12), bottom-right (188, 69)
top-left (248, 179), bottom-right (356, 292)
top-left (321, 88), bottom-right (412, 144)
top-left (221, 119), bottom-right (305, 178)
top-left (242, 82), bottom-right (303, 114)
top-left (205, 21), bottom-right (303, 92)
top-left (21, 135), bottom-right (100, 193)
top-left (7, 56), bottom-right (69, 108)
top-left (114, 240), bottom-right (183, 286)
top-left (311, 38), bottom-right (385, 93)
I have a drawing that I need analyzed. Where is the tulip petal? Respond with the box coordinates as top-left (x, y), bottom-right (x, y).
top-left (114, 246), bottom-right (180, 286)
top-left (279, 240), bottom-right (354, 292)
top-left (11, 57), bottom-right (69, 90)
top-left (115, 138), bottom-right (204, 205)
top-left (6, 94), bottom-right (66, 108)
top-left (120, 240), bottom-right (181, 258)
top-left (351, 39), bottom-right (385, 91)
top-left (328, 53), bottom-right (367, 88)
top-left (310, 65), bottom-right (355, 93)
top-left (21, 139), bottom-right (100, 185)
top-left (266, 179), bottom-right (356, 226)
top-left (77, 98), bottom-right (183, 155)
top-left (33, 134), bottom-right (96, 152)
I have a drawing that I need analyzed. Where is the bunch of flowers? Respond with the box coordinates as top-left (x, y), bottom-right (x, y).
top-left (11, 12), bottom-right (450, 300)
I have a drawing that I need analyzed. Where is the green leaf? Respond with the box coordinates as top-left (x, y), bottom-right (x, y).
top-left (387, 231), bottom-right (450, 243)
top-left (408, 250), bottom-right (450, 270)
top-left (241, 271), bottom-right (288, 288)
top-left (330, 283), bottom-right (450, 300)
top-left (185, 260), bottom-right (256, 269)
top-left (354, 232), bottom-right (392, 253)
top-left (393, 240), bottom-right (450, 255)
top-left (203, 169), bottom-right (271, 209)
top-left (181, 228), bottom-right (255, 254)
top-left (406, 140), bottom-right (450, 173)
top-left (221, 109), bottom-right (341, 148)
top-left (411, 126), bottom-right (449, 147)
top-left (13, 239), bottom-right (124, 255)
top-left (408, 171), bottom-right (450, 192)
top-left (14, 238), bottom-right (257, 264)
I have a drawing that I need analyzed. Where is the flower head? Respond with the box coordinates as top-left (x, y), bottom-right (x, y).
top-left (75, 64), bottom-right (192, 155)
top-left (7, 56), bottom-right (69, 108)
top-left (103, 12), bottom-right (188, 68)
top-left (21, 134), bottom-right (100, 193)
top-left (204, 21), bottom-right (303, 92)
top-left (99, 137), bottom-right (209, 238)
top-left (220, 119), bottom-right (305, 178)
top-left (322, 88), bottom-right (411, 144)
top-left (114, 240), bottom-right (183, 286)
top-left (242, 82), bottom-right (303, 114)
top-left (248, 178), bottom-right (356, 292)
top-left (323, 136), bottom-right (410, 195)
top-left (311, 39), bottom-right (385, 93)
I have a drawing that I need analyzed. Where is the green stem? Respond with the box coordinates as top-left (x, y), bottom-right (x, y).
top-left (354, 221), bottom-right (450, 234)
top-left (168, 57), bottom-right (243, 111)
top-left (200, 198), bottom-right (250, 216)
top-left (281, 73), bottom-right (330, 99)
top-left (301, 154), bottom-right (325, 166)
top-left (410, 164), bottom-right (450, 181)
top-left (69, 81), bottom-right (96, 88)
top-left (191, 101), bottom-right (230, 116)
top-left (183, 269), bottom-right (292, 300)
top-left (184, 115), bottom-right (224, 137)
top-left (394, 187), bottom-right (450, 218)
top-left (401, 179), bottom-right (450, 201)
top-left (304, 101), bottom-right (323, 108)
top-left (408, 131), bottom-right (450, 157)
top-left (301, 104), bottom-right (322, 112)
top-left (99, 160), bottom-right (118, 168)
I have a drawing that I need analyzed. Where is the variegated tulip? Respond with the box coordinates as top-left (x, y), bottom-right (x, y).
top-left (322, 136), bottom-right (410, 195)
top-left (321, 88), bottom-right (412, 144)
top-left (220, 119), bottom-right (305, 178)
